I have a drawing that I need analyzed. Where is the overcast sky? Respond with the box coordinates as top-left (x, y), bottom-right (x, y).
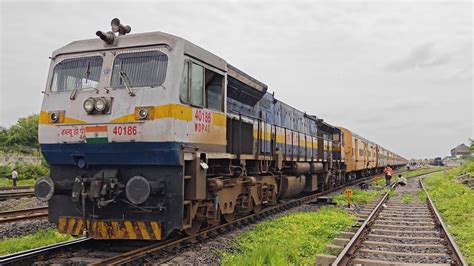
top-left (0, 1), bottom-right (472, 159)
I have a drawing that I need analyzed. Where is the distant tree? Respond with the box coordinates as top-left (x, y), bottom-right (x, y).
top-left (0, 114), bottom-right (39, 153)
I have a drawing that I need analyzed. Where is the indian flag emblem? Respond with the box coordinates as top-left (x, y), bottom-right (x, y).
top-left (85, 126), bottom-right (108, 144)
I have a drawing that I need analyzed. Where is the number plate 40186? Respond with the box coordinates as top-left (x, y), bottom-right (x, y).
top-left (109, 124), bottom-right (141, 142)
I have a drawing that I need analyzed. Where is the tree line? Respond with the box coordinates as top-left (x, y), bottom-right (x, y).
top-left (0, 114), bottom-right (49, 181)
top-left (0, 114), bottom-right (39, 154)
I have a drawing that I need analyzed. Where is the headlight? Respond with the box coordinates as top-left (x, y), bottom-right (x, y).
top-left (138, 108), bottom-right (148, 120)
top-left (95, 98), bottom-right (107, 112)
top-left (35, 176), bottom-right (55, 202)
top-left (83, 98), bottom-right (95, 113)
top-left (50, 112), bottom-right (59, 123)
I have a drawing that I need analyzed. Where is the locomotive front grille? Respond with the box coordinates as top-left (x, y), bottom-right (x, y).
top-left (58, 216), bottom-right (161, 240)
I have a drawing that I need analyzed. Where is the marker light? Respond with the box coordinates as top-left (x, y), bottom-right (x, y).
top-left (83, 98), bottom-right (95, 113)
top-left (95, 98), bottom-right (107, 112)
top-left (138, 108), bottom-right (148, 120)
top-left (50, 112), bottom-right (59, 123)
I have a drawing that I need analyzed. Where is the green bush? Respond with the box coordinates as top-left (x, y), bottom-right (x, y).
top-left (15, 163), bottom-right (49, 180)
top-left (0, 114), bottom-right (39, 155)
top-left (0, 165), bottom-right (10, 179)
top-left (0, 163), bottom-right (48, 181)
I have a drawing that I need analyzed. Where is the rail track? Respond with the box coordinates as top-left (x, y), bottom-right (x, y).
top-left (0, 186), bottom-right (35, 200)
top-left (0, 185), bottom-right (34, 191)
top-left (0, 191), bottom-right (35, 200)
top-left (0, 171), bottom-right (395, 265)
top-left (0, 207), bottom-right (48, 224)
top-left (88, 170), bottom-right (408, 265)
top-left (318, 171), bottom-right (468, 266)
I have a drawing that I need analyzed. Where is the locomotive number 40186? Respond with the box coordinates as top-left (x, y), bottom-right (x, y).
top-left (112, 125), bottom-right (138, 136)
top-left (194, 109), bottom-right (212, 133)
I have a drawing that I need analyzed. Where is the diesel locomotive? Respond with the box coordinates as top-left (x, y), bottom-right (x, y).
top-left (35, 19), bottom-right (406, 240)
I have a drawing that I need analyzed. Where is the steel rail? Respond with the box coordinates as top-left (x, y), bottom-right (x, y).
top-left (0, 185), bottom-right (34, 191)
top-left (0, 191), bottom-right (35, 200)
top-left (0, 237), bottom-right (91, 265)
top-left (0, 207), bottom-right (48, 224)
top-left (332, 169), bottom-right (464, 266)
top-left (0, 169), bottom-right (409, 265)
top-left (331, 182), bottom-right (396, 265)
top-left (93, 171), bottom-right (405, 265)
top-left (420, 176), bottom-right (468, 266)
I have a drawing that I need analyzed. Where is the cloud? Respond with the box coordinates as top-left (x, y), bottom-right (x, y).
top-left (384, 42), bottom-right (454, 72)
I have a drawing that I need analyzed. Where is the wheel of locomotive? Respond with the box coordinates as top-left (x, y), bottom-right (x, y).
top-left (183, 219), bottom-right (202, 236)
top-left (222, 211), bottom-right (236, 223)
top-left (253, 199), bottom-right (262, 214)
top-left (214, 206), bottom-right (222, 225)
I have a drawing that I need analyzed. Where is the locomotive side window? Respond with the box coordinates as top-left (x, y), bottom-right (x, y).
top-left (205, 69), bottom-right (224, 111)
top-left (50, 56), bottom-right (102, 92)
top-left (180, 61), bottom-right (224, 112)
top-left (190, 63), bottom-right (204, 106)
top-left (179, 61), bottom-right (190, 103)
top-left (111, 51), bottom-right (168, 88)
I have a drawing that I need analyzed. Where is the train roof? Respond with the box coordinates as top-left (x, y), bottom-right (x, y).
top-left (52, 31), bottom-right (228, 71)
top-left (52, 30), bottom-right (268, 105)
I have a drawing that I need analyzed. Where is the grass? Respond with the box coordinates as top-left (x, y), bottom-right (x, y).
top-left (333, 188), bottom-right (381, 206)
top-left (423, 160), bottom-right (474, 264)
top-left (0, 177), bottom-right (36, 187)
top-left (416, 188), bottom-right (427, 202)
top-left (221, 207), bottom-right (355, 265)
top-left (0, 229), bottom-right (74, 256)
top-left (400, 193), bottom-right (414, 203)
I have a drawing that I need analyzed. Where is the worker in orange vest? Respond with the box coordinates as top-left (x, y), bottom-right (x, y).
top-left (383, 165), bottom-right (393, 186)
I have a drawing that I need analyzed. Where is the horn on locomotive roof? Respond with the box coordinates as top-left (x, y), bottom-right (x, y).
top-left (111, 18), bottom-right (131, 36)
top-left (96, 18), bottom-right (131, 44)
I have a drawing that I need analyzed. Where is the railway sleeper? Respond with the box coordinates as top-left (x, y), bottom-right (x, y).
top-left (350, 258), bottom-right (451, 266)
top-left (372, 224), bottom-right (436, 230)
top-left (367, 234), bottom-right (444, 242)
top-left (357, 248), bottom-right (449, 258)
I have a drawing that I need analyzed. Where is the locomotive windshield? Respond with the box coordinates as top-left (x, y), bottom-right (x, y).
top-left (50, 56), bottom-right (103, 92)
top-left (110, 50), bottom-right (168, 88)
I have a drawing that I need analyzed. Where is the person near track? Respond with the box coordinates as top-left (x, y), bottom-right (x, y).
top-left (383, 165), bottom-right (393, 186)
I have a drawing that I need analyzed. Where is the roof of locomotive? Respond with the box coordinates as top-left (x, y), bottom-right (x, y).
top-left (51, 30), bottom-right (269, 95)
top-left (51, 31), bottom-right (227, 71)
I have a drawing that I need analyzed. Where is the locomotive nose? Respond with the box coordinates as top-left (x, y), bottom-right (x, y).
top-left (35, 176), bottom-right (55, 202)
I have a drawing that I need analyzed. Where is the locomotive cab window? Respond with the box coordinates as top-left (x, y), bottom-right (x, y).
top-left (180, 61), bottom-right (224, 112)
top-left (111, 50), bottom-right (168, 88)
top-left (50, 56), bottom-right (103, 92)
